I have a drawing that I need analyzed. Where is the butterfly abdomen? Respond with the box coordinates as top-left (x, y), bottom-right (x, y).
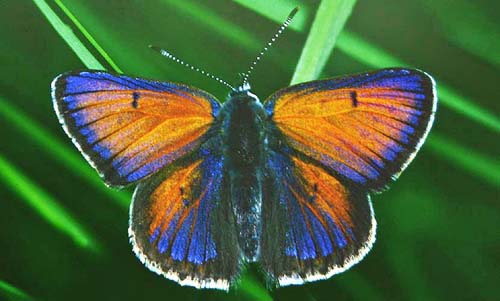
top-left (221, 91), bottom-right (267, 261)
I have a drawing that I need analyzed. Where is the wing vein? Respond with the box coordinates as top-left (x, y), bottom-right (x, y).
top-left (279, 121), bottom-right (382, 177)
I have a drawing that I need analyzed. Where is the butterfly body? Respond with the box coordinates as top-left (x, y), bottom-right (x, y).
top-left (219, 89), bottom-right (267, 261)
top-left (52, 68), bottom-right (436, 290)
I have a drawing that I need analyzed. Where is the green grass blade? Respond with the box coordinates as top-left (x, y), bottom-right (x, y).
top-left (427, 134), bottom-right (500, 187)
top-left (290, 0), bottom-right (357, 84)
top-left (0, 280), bottom-right (35, 301)
top-left (335, 31), bottom-right (500, 132)
top-left (0, 154), bottom-right (99, 251)
top-left (32, 0), bottom-right (104, 70)
top-left (0, 96), bottom-right (130, 208)
top-left (53, 0), bottom-right (123, 73)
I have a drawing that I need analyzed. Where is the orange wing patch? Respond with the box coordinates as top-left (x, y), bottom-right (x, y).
top-left (292, 157), bottom-right (353, 233)
top-left (147, 160), bottom-right (202, 238)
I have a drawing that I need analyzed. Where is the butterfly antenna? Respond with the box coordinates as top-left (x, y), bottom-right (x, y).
top-left (241, 7), bottom-right (298, 86)
top-left (150, 45), bottom-right (235, 91)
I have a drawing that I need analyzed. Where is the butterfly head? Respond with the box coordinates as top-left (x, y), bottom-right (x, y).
top-left (228, 82), bottom-right (259, 103)
top-left (235, 81), bottom-right (251, 93)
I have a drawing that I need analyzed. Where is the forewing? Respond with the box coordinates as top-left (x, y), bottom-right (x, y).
top-left (129, 142), bottom-right (240, 290)
top-left (266, 68), bottom-right (437, 191)
top-left (52, 71), bottom-right (220, 186)
top-left (261, 151), bottom-right (375, 286)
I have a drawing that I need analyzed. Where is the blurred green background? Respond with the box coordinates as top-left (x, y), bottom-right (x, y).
top-left (1, 0), bottom-right (498, 300)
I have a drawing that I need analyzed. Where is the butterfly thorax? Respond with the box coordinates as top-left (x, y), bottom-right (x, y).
top-left (219, 89), bottom-right (267, 262)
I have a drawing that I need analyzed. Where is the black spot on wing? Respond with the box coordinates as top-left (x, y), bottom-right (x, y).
top-left (132, 92), bottom-right (140, 108)
top-left (350, 91), bottom-right (358, 107)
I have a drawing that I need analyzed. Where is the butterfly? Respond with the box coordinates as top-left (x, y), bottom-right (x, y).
top-left (51, 10), bottom-right (436, 291)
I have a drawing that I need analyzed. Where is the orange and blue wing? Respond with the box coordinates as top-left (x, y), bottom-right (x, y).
top-left (265, 68), bottom-right (437, 191)
top-left (261, 150), bottom-right (375, 285)
top-left (51, 71), bottom-right (220, 186)
top-left (261, 68), bottom-right (436, 285)
top-left (129, 142), bottom-right (240, 290)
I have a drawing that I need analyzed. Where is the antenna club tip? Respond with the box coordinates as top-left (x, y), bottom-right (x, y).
top-left (149, 45), bottom-right (161, 51)
top-left (289, 7), bottom-right (299, 18)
